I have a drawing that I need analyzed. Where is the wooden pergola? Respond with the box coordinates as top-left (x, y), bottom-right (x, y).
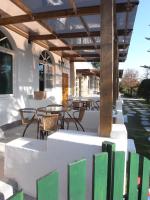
top-left (0, 0), bottom-right (139, 137)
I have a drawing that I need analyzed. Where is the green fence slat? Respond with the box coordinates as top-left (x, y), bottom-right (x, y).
top-left (93, 152), bottom-right (108, 200)
top-left (139, 157), bottom-right (150, 200)
top-left (37, 170), bottom-right (59, 200)
top-left (68, 159), bottom-right (86, 200)
top-left (112, 152), bottom-right (125, 200)
top-left (8, 191), bottom-right (24, 200)
top-left (102, 141), bottom-right (115, 152)
top-left (127, 153), bottom-right (139, 200)
top-left (102, 141), bottom-right (115, 200)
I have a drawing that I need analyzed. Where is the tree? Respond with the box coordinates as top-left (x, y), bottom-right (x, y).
top-left (138, 79), bottom-right (150, 103)
top-left (120, 69), bottom-right (139, 97)
top-left (140, 65), bottom-right (150, 79)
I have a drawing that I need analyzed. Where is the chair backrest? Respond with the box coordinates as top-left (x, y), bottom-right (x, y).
top-left (72, 101), bottom-right (82, 110)
top-left (47, 104), bottom-right (62, 107)
top-left (41, 114), bottom-right (59, 132)
top-left (36, 107), bottom-right (47, 117)
top-left (19, 108), bottom-right (36, 125)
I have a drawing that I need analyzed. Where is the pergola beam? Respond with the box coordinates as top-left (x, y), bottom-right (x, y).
top-left (49, 43), bottom-right (129, 51)
top-left (29, 29), bottom-right (132, 41)
top-left (0, 2), bottom-right (138, 25)
top-left (70, 58), bottom-right (124, 62)
top-left (62, 52), bottom-right (126, 58)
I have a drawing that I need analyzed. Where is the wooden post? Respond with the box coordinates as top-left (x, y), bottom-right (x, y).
top-left (113, 38), bottom-right (118, 106)
top-left (70, 61), bottom-right (76, 96)
top-left (99, 0), bottom-right (115, 137)
top-left (116, 66), bottom-right (119, 99)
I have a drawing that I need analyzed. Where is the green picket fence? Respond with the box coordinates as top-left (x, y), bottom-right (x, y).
top-left (8, 142), bottom-right (150, 200)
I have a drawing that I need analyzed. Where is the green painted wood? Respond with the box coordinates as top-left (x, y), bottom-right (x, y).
top-left (102, 141), bottom-right (115, 200)
top-left (127, 153), bottom-right (139, 200)
top-left (8, 191), bottom-right (24, 200)
top-left (37, 170), bottom-right (59, 200)
top-left (93, 152), bottom-right (108, 200)
top-left (102, 141), bottom-right (115, 152)
top-left (68, 159), bottom-right (86, 200)
top-left (112, 152), bottom-right (125, 200)
top-left (139, 157), bottom-right (150, 200)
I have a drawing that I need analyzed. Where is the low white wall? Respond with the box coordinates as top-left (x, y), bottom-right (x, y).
top-left (67, 98), bottom-right (124, 133)
top-left (115, 98), bottom-right (124, 124)
top-left (66, 110), bottom-right (99, 132)
top-left (5, 124), bottom-right (127, 199)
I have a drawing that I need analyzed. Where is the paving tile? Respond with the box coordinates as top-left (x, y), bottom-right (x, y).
top-left (141, 121), bottom-right (150, 126)
top-left (144, 127), bottom-right (150, 132)
top-left (141, 118), bottom-right (149, 121)
top-left (127, 113), bottom-right (135, 117)
top-left (128, 111), bottom-right (136, 114)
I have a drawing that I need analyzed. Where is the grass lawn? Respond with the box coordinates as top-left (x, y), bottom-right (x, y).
top-left (123, 98), bottom-right (150, 159)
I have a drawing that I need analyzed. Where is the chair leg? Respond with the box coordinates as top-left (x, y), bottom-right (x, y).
top-left (22, 123), bottom-right (30, 137)
top-left (40, 130), bottom-right (45, 140)
top-left (37, 121), bottom-right (40, 139)
top-left (74, 121), bottom-right (79, 131)
top-left (67, 122), bottom-right (69, 130)
top-left (76, 120), bottom-right (85, 132)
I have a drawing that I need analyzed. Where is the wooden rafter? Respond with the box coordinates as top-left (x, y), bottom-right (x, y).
top-left (48, 43), bottom-right (129, 51)
top-left (62, 52), bottom-right (126, 58)
top-left (9, 0), bottom-right (80, 58)
top-left (68, 0), bottom-right (98, 57)
top-left (0, 2), bottom-right (138, 25)
top-left (29, 29), bottom-right (132, 41)
top-left (70, 58), bottom-right (125, 62)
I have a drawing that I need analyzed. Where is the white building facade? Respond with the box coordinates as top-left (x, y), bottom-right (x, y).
top-left (0, 27), bottom-right (70, 126)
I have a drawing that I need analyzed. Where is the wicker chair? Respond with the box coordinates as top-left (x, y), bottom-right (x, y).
top-left (19, 108), bottom-right (37, 137)
top-left (38, 114), bottom-right (59, 139)
top-left (64, 107), bottom-right (85, 131)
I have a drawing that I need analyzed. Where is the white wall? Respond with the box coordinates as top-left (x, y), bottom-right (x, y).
top-left (5, 125), bottom-right (127, 199)
top-left (0, 27), bottom-right (70, 126)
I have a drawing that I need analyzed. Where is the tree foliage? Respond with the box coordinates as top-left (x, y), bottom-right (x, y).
top-left (140, 65), bottom-right (150, 79)
top-left (137, 79), bottom-right (150, 103)
top-left (120, 69), bottom-right (139, 96)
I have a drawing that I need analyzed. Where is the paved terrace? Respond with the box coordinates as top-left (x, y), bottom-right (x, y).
top-left (123, 98), bottom-right (150, 159)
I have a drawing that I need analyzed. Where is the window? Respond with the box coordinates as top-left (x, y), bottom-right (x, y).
top-left (39, 51), bottom-right (54, 91)
top-left (0, 30), bottom-right (13, 94)
top-left (0, 30), bottom-right (12, 50)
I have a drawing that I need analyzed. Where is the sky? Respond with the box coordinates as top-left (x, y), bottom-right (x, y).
top-left (119, 0), bottom-right (150, 79)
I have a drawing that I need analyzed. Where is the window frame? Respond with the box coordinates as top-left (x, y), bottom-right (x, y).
top-left (39, 51), bottom-right (54, 91)
top-left (0, 46), bottom-right (14, 98)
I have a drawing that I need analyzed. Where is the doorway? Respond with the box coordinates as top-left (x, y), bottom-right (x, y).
top-left (62, 73), bottom-right (68, 106)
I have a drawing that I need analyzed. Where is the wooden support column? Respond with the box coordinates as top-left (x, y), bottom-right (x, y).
top-left (70, 61), bottom-right (76, 96)
top-left (116, 65), bottom-right (119, 99)
top-left (99, 0), bottom-right (115, 137)
top-left (113, 2), bottom-right (118, 106)
top-left (113, 40), bottom-right (119, 105)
